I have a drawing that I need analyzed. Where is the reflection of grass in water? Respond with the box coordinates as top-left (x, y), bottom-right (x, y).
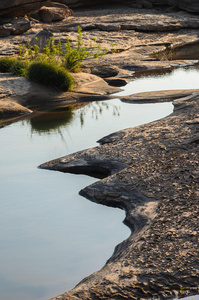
top-left (29, 110), bottom-right (74, 134)
top-left (78, 101), bottom-right (121, 127)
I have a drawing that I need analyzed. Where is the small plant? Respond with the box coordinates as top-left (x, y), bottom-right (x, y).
top-left (18, 27), bottom-right (110, 73)
top-left (0, 57), bottom-right (18, 73)
top-left (11, 60), bottom-right (28, 77)
top-left (27, 61), bottom-right (74, 91)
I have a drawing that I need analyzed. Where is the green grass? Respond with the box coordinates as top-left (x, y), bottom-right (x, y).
top-left (27, 62), bottom-right (74, 91)
top-left (11, 60), bottom-right (28, 77)
top-left (0, 57), bottom-right (18, 73)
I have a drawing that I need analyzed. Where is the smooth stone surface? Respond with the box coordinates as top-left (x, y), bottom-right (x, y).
top-left (0, 99), bottom-right (32, 117)
top-left (121, 89), bottom-right (199, 103)
top-left (0, 72), bottom-right (119, 117)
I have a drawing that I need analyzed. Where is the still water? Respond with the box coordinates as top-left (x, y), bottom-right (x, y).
top-left (0, 65), bottom-right (199, 300)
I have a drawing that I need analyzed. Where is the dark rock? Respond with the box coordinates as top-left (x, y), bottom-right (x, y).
top-left (0, 0), bottom-right (50, 18)
top-left (96, 24), bottom-right (121, 31)
top-left (0, 25), bottom-right (11, 37)
top-left (30, 30), bottom-right (54, 52)
top-left (140, 1), bottom-right (153, 8)
top-left (88, 65), bottom-right (119, 78)
top-left (0, 18), bottom-right (31, 37)
top-left (178, 0), bottom-right (199, 13)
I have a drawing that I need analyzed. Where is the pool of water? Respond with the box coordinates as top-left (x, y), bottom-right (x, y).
top-left (0, 65), bottom-right (199, 300)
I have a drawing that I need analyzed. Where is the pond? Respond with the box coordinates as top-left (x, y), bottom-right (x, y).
top-left (0, 64), bottom-right (199, 300)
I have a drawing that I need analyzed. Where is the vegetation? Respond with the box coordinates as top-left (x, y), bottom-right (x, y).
top-left (0, 27), bottom-right (117, 91)
top-left (11, 60), bottom-right (28, 77)
top-left (28, 62), bottom-right (74, 91)
top-left (0, 57), bottom-right (18, 73)
top-left (19, 28), bottom-right (110, 72)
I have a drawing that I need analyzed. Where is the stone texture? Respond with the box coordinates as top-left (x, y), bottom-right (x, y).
top-left (0, 73), bottom-right (117, 117)
top-left (0, 18), bottom-right (31, 37)
top-left (178, 0), bottom-right (199, 13)
top-left (0, 99), bottom-right (32, 117)
top-left (38, 2), bottom-right (73, 22)
top-left (1, 0), bottom-right (199, 18)
top-left (52, 0), bottom-right (199, 13)
top-left (41, 91), bottom-right (199, 300)
top-left (29, 30), bottom-right (54, 51)
top-left (121, 89), bottom-right (199, 103)
top-left (0, 0), bottom-right (50, 18)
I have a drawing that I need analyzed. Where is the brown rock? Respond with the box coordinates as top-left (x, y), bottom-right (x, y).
top-left (0, 18), bottom-right (31, 37)
top-left (0, 99), bottom-right (32, 118)
top-left (0, 0), bottom-right (50, 18)
top-left (38, 2), bottom-right (72, 22)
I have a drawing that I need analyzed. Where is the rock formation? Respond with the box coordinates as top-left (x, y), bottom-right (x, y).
top-left (0, 0), bottom-right (199, 19)
top-left (31, 2), bottom-right (73, 23)
top-left (41, 91), bottom-right (199, 300)
top-left (178, 0), bottom-right (199, 13)
top-left (0, 0), bottom-right (50, 18)
top-left (54, 0), bottom-right (199, 13)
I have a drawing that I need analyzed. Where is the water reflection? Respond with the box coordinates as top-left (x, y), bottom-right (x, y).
top-left (29, 110), bottom-right (74, 134)
top-left (26, 101), bottom-right (121, 135)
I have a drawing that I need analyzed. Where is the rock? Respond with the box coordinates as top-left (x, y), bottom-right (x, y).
top-left (0, 18), bottom-right (31, 37)
top-left (73, 72), bottom-right (120, 94)
top-left (1, 0), bottom-right (199, 17)
top-left (0, 99), bottom-right (32, 118)
top-left (0, 0), bottom-right (50, 18)
top-left (121, 89), bottom-right (199, 103)
top-left (178, 0), bottom-right (199, 13)
top-left (96, 24), bottom-right (121, 31)
top-left (38, 2), bottom-right (73, 23)
top-left (140, 0), bottom-right (154, 8)
top-left (41, 91), bottom-right (199, 300)
top-left (30, 30), bottom-right (54, 51)
top-left (84, 65), bottom-right (120, 78)
top-left (0, 25), bottom-right (11, 37)
top-left (0, 73), bottom-right (116, 113)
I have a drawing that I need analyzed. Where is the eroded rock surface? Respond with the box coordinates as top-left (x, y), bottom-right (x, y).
top-left (0, 72), bottom-right (117, 117)
top-left (41, 92), bottom-right (199, 300)
top-left (0, 0), bottom-right (50, 18)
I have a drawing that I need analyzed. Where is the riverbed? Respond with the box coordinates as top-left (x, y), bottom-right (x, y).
top-left (0, 65), bottom-right (199, 300)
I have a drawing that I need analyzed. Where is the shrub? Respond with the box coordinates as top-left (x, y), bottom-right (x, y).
top-left (11, 60), bottom-right (28, 77)
top-left (19, 28), bottom-right (109, 73)
top-left (0, 57), bottom-right (18, 73)
top-left (27, 61), bottom-right (74, 91)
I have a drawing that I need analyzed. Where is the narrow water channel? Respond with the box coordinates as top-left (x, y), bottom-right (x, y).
top-left (0, 65), bottom-right (199, 300)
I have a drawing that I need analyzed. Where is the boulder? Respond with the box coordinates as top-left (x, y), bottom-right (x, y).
top-left (0, 99), bottom-right (32, 118)
top-left (30, 30), bottom-right (54, 51)
top-left (37, 2), bottom-right (73, 23)
top-left (178, 0), bottom-right (199, 13)
top-left (0, 18), bottom-right (31, 37)
top-left (0, 0), bottom-right (50, 18)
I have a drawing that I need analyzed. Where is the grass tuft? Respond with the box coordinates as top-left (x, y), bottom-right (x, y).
top-left (11, 60), bottom-right (28, 77)
top-left (0, 57), bottom-right (18, 73)
top-left (27, 62), bottom-right (74, 91)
